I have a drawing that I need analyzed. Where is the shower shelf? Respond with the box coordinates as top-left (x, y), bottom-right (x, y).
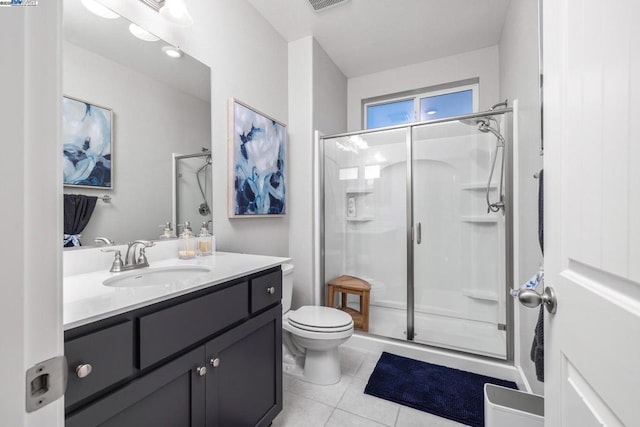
top-left (345, 188), bottom-right (374, 194)
top-left (460, 216), bottom-right (499, 223)
top-left (459, 182), bottom-right (498, 190)
top-left (462, 288), bottom-right (499, 302)
top-left (346, 216), bottom-right (374, 222)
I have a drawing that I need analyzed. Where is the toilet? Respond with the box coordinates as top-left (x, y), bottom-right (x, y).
top-left (281, 263), bottom-right (354, 385)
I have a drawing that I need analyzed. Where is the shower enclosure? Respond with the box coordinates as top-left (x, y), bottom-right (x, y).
top-left (173, 150), bottom-right (213, 231)
top-left (321, 109), bottom-right (513, 360)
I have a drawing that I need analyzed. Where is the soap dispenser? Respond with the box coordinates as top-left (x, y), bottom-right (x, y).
top-left (177, 221), bottom-right (196, 259)
top-left (159, 221), bottom-right (176, 239)
top-left (197, 221), bottom-right (214, 256)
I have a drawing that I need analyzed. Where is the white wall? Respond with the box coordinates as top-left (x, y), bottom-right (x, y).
top-left (499, 0), bottom-right (543, 394)
top-left (0, 1), bottom-right (64, 425)
top-left (288, 37), bottom-right (348, 308)
top-left (99, 0), bottom-right (290, 257)
top-left (313, 39), bottom-right (348, 137)
top-left (63, 41), bottom-right (210, 245)
top-left (288, 37), bottom-right (315, 308)
top-left (347, 46), bottom-right (500, 131)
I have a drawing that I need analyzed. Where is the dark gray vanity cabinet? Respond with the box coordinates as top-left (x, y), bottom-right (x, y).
top-left (66, 346), bottom-right (205, 427)
top-left (205, 306), bottom-right (282, 426)
top-left (65, 267), bottom-right (283, 427)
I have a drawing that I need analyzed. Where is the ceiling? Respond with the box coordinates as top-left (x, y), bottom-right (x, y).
top-left (248, 0), bottom-right (512, 78)
top-left (64, 0), bottom-right (210, 102)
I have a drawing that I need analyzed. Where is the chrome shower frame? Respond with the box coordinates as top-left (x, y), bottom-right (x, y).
top-left (173, 151), bottom-right (212, 230)
top-left (317, 107), bottom-right (514, 362)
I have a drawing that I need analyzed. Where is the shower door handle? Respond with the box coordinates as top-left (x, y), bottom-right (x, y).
top-left (416, 222), bottom-right (422, 245)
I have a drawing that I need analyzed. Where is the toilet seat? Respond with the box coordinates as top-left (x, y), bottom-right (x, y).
top-left (288, 306), bottom-right (353, 333)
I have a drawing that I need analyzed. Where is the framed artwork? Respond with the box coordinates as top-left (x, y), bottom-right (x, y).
top-left (62, 96), bottom-right (113, 189)
top-left (228, 98), bottom-right (286, 217)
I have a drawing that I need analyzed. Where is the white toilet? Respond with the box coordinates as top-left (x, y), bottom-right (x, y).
top-left (281, 263), bottom-right (354, 385)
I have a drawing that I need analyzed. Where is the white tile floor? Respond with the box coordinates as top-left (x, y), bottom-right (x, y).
top-left (272, 347), bottom-right (468, 427)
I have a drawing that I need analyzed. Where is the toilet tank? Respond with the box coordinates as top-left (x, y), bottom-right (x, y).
top-left (281, 263), bottom-right (294, 313)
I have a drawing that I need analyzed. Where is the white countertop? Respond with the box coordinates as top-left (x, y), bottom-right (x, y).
top-left (64, 249), bottom-right (290, 330)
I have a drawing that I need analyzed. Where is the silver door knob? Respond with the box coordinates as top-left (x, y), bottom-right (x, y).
top-left (266, 286), bottom-right (276, 295)
top-left (196, 366), bottom-right (207, 376)
top-left (518, 287), bottom-right (557, 314)
top-left (210, 358), bottom-right (220, 368)
top-left (76, 363), bottom-right (93, 379)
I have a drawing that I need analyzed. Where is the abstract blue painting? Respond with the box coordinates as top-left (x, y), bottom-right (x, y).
top-left (62, 96), bottom-right (112, 188)
top-left (229, 99), bottom-right (286, 217)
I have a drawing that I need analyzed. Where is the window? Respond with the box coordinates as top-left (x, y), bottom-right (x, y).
top-left (364, 83), bottom-right (478, 129)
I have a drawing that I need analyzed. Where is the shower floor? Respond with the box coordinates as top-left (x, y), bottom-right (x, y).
top-left (367, 303), bottom-right (507, 359)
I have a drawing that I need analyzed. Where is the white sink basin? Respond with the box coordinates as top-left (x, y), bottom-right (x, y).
top-left (103, 265), bottom-right (212, 288)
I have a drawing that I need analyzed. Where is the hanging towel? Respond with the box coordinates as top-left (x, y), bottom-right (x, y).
top-left (63, 194), bottom-right (98, 247)
top-left (530, 169), bottom-right (544, 382)
top-left (531, 306), bottom-right (544, 382)
top-left (538, 169), bottom-right (544, 255)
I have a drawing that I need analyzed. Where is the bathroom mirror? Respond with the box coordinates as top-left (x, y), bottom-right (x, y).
top-left (63, 0), bottom-right (211, 247)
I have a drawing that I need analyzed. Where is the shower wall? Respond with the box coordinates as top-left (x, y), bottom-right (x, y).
top-left (323, 114), bottom-right (510, 359)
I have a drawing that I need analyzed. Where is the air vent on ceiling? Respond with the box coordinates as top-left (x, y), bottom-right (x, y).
top-left (139, 0), bottom-right (164, 12)
top-left (307, 0), bottom-right (350, 12)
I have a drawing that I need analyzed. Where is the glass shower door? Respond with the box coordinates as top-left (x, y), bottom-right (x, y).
top-left (323, 128), bottom-right (408, 341)
top-left (411, 118), bottom-right (507, 359)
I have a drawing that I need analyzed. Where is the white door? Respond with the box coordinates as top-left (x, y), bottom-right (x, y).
top-left (0, 1), bottom-right (64, 426)
top-left (543, 0), bottom-right (640, 426)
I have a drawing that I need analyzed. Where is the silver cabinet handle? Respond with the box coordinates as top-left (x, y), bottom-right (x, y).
top-left (518, 287), bottom-right (557, 314)
top-left (416, 222), bottom-right (422, 245)
top-left (266, 286), bottom-right (276, 295)
top-left (210, 358), bottom-right (220, 368)
top-left (196, 366), bottom-right (207, 377)
top-left (76, 363), bottom-right (93, 379)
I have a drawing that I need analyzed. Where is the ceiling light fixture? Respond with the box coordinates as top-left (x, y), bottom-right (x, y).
top-left (426, 110), bottom-right (437, 115)
top-left (162, 45), bottom-right (183, 59)
top-left (82, 0), bottom-right (120, 19)
top-left (129, 23), bottom-right (160, 42)
top-left (159, 0), bottom-right (193, 27)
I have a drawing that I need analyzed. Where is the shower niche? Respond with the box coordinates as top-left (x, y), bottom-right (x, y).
top-left (322, 110), bottom-right (512, 360)
top-left (345, 187), bottom-right (374, 222)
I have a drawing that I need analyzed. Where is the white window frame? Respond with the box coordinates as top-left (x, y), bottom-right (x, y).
top-left (363, 82), bottom-right (479, 129)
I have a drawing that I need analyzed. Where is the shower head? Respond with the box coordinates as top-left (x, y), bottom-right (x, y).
top-left (460, 117), bottom-right (491, 129)
top-left (478, 123), bottom-right (505, 146)
top-left (460, 117), bottom-right (505, 147)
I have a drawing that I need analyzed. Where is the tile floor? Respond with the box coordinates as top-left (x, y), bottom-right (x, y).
top-left (272, 347), bottom-right (467, 427)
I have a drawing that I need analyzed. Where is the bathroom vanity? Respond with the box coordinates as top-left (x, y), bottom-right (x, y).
top-left (63, 250), bottom-right (287, 426)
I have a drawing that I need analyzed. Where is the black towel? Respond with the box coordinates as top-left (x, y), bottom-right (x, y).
top-left (63, 194), bottom-right (98, 247)
top-left (530, 169), bottom-right (544, 382)
top-left (538, 169), bottom-right (544, 255)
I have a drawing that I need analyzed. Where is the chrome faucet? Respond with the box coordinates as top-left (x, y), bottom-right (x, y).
top-left (102, 240), bottom-right (154, 273)
top-left (94, 236), bottom-right (115, 246)
top-left (124, 240), bottom-right (155, 269)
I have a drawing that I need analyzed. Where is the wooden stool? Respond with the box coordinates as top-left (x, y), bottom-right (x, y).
top-left (326, 275), bottom-right (371, 332)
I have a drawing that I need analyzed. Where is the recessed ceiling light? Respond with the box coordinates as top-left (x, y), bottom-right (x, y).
top-left (81, 0), bottom-right (120, 19)
top-left (129, 23), bottom-right (160, 42)
top-left (159, 0), bottom-right (194, 27)
top-left (162, 45), bottom-right (183, 59)
top-left (426, 110), bottom-right (437, 115)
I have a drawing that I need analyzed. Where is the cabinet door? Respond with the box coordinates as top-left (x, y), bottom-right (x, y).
top-left (66, 347), bottom-right (206, 427)
top-left (205, 305), bottom-right (282, 427)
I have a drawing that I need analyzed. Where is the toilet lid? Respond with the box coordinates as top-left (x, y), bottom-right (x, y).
top-left (288, 306), bottom-right (353, 332)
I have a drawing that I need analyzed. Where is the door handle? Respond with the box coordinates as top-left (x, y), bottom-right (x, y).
top-left (416, 222), bottom-right (422, 245)
top-left (518, 287), bottom-right (557, 314)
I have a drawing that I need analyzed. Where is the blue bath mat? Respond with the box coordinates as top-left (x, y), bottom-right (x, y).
top-left (364, 352), bottom-right (517, 427)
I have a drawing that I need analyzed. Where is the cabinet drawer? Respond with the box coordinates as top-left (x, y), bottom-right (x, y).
top-left (139, 282), bottom-right (249, 369)
top-left (250, 270), bottom-right (282, 313)
top-left (65, 321), bottom-right (134, 408)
